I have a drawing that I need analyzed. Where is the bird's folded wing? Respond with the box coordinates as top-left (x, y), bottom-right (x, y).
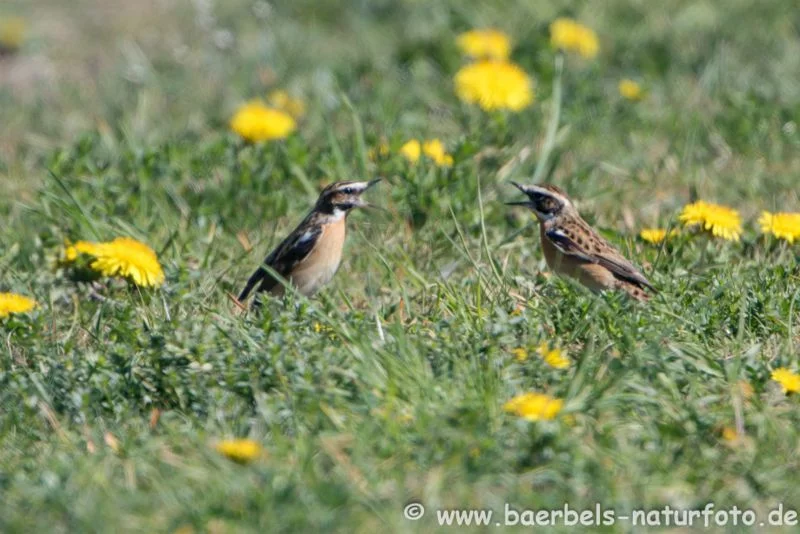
top-left (545, 228), bottom-right (598, 264)
top-left (238, 225), bottom-right (322, 300)
top-left (545, 227), bottom-right (655, 291)
top-left (267, 226), bottom-right (322, 274)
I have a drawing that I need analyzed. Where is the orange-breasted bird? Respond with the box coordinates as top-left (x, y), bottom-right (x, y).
top-left (238, 179), bottom-right (381, 305)
top-left (507, 182), bottom-right (656, 301)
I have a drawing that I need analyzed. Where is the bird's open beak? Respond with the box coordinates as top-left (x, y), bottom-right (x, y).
top-left (510, 181), bottom-right (528, 193)
top-left (506, 182), bottom-right (533, 207)
top-left (357, 178), bottom-right (384, 209)
top-left (361, 202), bottom-right (388, 212)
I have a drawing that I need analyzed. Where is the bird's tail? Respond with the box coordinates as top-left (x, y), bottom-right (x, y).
top-left (238, 267), bottom-right (266, 302)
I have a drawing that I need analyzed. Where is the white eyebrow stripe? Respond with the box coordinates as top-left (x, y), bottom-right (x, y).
top-left (336, 182), bottom-right (369, 193)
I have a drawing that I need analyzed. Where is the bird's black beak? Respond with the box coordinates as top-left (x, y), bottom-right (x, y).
top-left (362, 203), bottom-right (388, 212)
top-left (507, 182), bottom-right (532, 207)
top-left (357, 178), bottom-right (384, 210)
top-left (510, 181), bottom-right (529, 194)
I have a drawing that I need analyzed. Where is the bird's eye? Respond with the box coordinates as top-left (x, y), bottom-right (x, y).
top-left (341, 187), bottom-right (355, 194)
top-left (535, 196), bottom-right (557, 212)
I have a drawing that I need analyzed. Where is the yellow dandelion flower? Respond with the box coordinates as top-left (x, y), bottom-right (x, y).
top-left (454, 60), bottom-right (534, 112)
top-left (400, 139), bottom-right (421, 163)
top-left (679, 201), bottom-right (742, 241)
top-left (758, 211), bottom-right (800, 244)
top-left (89, 237), bottom-right (165, 288)
top-left (550, 18), bottom-right (599, 59)
top-left (215, 439), bottom-right (263, 463)
top-left (618, 79), bottom-right (643, 101)
top-left (771, 368), bottom-right (800, 394)
top-left (230, 100), bottom-right (296, 142)
top-left (503, 392), bottom-right (563, 421)
top-left (64, 240), bottom-right (104, 262)
top-left (368, 141), bottom-right (390, 161)
top-left (456, 28), bottom-right (512, 60)
top-left (537, 343), bottom-right (570, 369)
top-left (511, 347), bottom-right (528, 362)
top-left (639, 228), bottom-right (679, 244)
top-left (0, 17), bottom-right (26, 51)
top-left (0, 292), bottom-right (37, 318)
top-left (721, 426), bottom-right (739, 443)
top-left (422, 139), bottom-right (454, 166)
top-left (313, 322), bottom-right (335, 334)
top-left (401, 139), bottom-right (454, 166)
top-left (639, 229), bottom-right (666, 244)
top-left (267, 89), bottom-right (305, 119)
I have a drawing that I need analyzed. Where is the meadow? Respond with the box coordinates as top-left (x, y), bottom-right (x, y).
top-left (1, 0), bottom-right (800, 531)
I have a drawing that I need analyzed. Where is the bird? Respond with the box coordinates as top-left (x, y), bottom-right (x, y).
top-left (238, 179), bottom-right (381, 305)
top-left (506, 182), bottom-right (656, 301)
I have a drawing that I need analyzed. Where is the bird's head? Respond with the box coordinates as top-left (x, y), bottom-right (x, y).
top-left (317, 179), bottom-right (382, 217)
top-left (506, 182), bottom-right (574, 221)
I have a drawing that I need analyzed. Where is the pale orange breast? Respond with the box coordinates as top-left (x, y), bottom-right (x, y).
top-left (290, 218), bottom-right (346, 296)
top-left (539, 225), bottom-right (561, 272)
top-left (540, 224), bottom-right (582, 276)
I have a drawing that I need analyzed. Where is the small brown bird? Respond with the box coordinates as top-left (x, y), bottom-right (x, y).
top-left (238, 179), bottom-right (381, 305)
top-left (507, 182), bottom-right (656, 301)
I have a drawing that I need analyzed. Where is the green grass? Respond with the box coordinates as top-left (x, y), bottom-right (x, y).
top-left (2, 0), bottom-right (800, 532)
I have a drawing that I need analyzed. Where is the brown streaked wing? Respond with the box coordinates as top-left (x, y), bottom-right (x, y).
top-left (545, 222), bottom-right (655, 291)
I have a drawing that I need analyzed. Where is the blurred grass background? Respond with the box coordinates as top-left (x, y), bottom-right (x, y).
top-left (1, 0), bottom-right (800, 532)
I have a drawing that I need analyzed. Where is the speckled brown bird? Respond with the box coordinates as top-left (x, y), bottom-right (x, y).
top-left (238, 179), bottom-right (381, 305)
top-left (507, 182), bottom-right (656, 301)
